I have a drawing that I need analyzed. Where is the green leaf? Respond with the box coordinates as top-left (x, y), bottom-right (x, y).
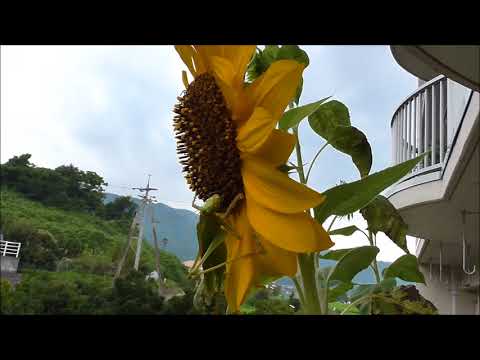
top-left (328, 225), bottom-right (362, 237)
top-left (264, 45), bottom-right (280, 59)
top-left (389, 285), bottom-right (438, 314)
top-left (308, 101), bottom-right (372, 177)
top-left (294, 77), bottom-right (303, 105)
top-left (384, 254), bottom-right (426, 284)
top-left (196, 214), bottom-right (227, 292)
top-left (349, 284), bottom-right (376, 302)
top-left (319, 248), bottom-right (354, 261)
top-left (246, 45), bottom-right (308, 83)
top-left (277, 45), bottom-right (310, 67)
top-left (246, 45), bottom-right (309, 103)
top-left (349, 278), bottom-right (397, 302)
top-left (308, 100), bottom-right (351, 135)
top-left (317, 265), bottom-right (333, 281)
top-left (329, 126), bottom-right (372, 177)
top-left (358, 302), bottom-right (372, 315)
top-left (371, 294), bottom-right (401, 314)
top-left (377, 277), bottom-right (398, 292)
top-left (313, 155), bottom-right (425, 224)
top-left (360, 195), bottom-right (409, 254)
top-left (278, 97), bottom-right (331, 130)
top-left (327, 246), bottom-right (379, 283)
top-left (328, 280), bottom-right (354, 302)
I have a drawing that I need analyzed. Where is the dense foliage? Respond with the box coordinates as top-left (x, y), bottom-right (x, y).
top-left (0, 270), bottom-right (198, 315)
top-left (1, 154), bottom-right (106, 213)
top-left (1, 154), bottom-right (136, 223)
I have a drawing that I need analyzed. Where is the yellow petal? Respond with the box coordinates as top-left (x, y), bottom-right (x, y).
top-left (224, 209), bottom-right (258, 312)
top-left (245, 195), bottom-right (334, 253)
top-left (175, 45), bottom-right (197, 77)
top-left (236, 107), bottom-right (275, 154)
top-left (209, 55), bottom-right (236, 87)
top-left (222, 45), bottom-right (256, 87)
top-left (247, 60), bottom-right (304, 120)
top-left (193, 45), bottom-right (224, 72)
top-left (212, 77), bottom-right (252, 125)
top-left (224, 206), bottom-right (299, 312)
top-left (194, 46), bottom-right (255, 86)
top-left (242, 158), bottom-right (325, 214)
top-left (182, 70), bottom-right (189, 89)
top-left (195, 45), bottom-right (224, 58)
top-left (245, 129), bottom-right (296, 166)
top-left (208, 56), bottom-right (240, 115)
top-left (208, 57), bottom-right (252, 123)
top-left (256, 236), bottom-right (298, 277)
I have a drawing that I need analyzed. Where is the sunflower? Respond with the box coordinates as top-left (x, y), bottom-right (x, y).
top-left (173, 45), bottom-right (334, 312)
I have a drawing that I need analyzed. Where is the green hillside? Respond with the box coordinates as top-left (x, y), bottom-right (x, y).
top-left (2, 190), bottom-right (169, 268)
top-left (0, 188), bottom-right (198, 314)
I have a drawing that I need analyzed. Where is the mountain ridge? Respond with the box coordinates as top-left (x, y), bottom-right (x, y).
top-left (104, 193), bottom-right (199, 261)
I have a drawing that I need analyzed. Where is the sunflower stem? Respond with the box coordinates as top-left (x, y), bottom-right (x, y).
top-left (292, 126), bottom-right (307, 184)
top-left (292, 124), bottom-right (323, 314)
top-left (368, 230), bottom-right (381, 284)
top-left (305, 142), bottom-right (330, 184)
top-left (327, 215), bottom-right (338, 232)
top-left (298, 253), bottom-right (322, 314)
top-left (292, 277), bottom-right (306, 308)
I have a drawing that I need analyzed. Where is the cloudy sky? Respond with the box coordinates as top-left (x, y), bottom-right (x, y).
top-left (1, 45), bottom-right (418, 261)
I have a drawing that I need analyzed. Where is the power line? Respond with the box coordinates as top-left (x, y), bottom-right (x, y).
top-left (106, 183), bottom-right (193, 205)
top-left (114, 175), bottom-right (158, 279)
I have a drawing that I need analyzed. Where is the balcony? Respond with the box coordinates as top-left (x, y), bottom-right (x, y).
top-left (388, 46), bottom-right (480, 314)
top-left (386, 74), bottom-right (479, 272)
top-left (391, 75), bottom-right (448, 180)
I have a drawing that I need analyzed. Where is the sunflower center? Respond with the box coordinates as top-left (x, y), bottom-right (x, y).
top-left (173, 73), bottom-right (244, 210)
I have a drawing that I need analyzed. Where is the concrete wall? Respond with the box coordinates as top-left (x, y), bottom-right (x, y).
top-left (447, 80), bottom-right (472, 147)
top-left (417, 265), bottom-right (479, 314)
top-left (0, 256), bottom-right (19, 272)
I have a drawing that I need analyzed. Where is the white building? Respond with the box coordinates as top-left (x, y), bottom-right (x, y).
top-left (386, 46), bottom-right (479, 314)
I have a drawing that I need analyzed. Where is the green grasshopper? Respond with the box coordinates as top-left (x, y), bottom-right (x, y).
top-left (189, 193), bottom-right (243, 276)
top-left (190, 193), bottom-right (267, 314)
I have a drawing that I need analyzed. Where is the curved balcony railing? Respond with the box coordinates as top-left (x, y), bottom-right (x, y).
top-left (391, 75), bottom-right (448, 175)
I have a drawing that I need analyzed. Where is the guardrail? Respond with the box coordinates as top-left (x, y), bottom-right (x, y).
top-left (391, 75), bottom-right (448, 172)
top-left (0, 240), bottom-right (22, 258)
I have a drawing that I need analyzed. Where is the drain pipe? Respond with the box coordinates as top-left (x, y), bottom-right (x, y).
top-left (450, 268), bottom-right (457, 315)
top-left (477, 287), bottom-right (480, 315)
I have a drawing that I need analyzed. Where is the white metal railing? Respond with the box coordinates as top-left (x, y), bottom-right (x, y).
top-left (0, 240), bottom-right (22, 258)
top-left (391, 75), bottom-right (448, 173)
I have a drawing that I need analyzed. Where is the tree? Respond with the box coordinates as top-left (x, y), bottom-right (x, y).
top-left (111, 271), bottom-right (164, 314)
top-left (4, 154), bottom-right (34, 168)
top-left (54, 165), bottom-right (107, 212)
top-left (1, 154), bottom-right (107, 213)
top-left (103, 196), bottom-right (137, 220)
top-left (0, 279), bottom-right (15, 314)
top-left (1, 218), bottom-right (60, 271)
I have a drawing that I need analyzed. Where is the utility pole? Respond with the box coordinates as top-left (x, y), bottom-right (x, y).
top-left (113, 175), bottom-right (157, 280)
top-left (151, 217), bottom-right (165, 295)
top-left (132, 175), bottom-right (158, 271)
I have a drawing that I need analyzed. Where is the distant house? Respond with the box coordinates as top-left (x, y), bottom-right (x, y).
top-left (182, 259), bottom-right (200, 270)
top-left (0, 232), bottom-right (22, 286)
